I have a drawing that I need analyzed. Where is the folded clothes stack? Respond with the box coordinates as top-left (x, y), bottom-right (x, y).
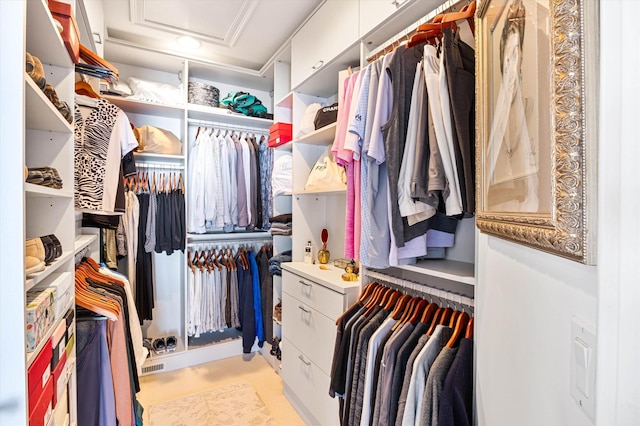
top-left (269, 213), bottom-right (292, 236)
top-left (26, 167), bottom-right (63, 189)
top-left (269, 250), bottom-right (292, 276)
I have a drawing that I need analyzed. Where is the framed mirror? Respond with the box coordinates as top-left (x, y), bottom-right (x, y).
top-left (475, 0), bottom-right (597, 264)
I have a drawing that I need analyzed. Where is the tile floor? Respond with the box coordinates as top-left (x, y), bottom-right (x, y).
top-left (136, 353), bottom-right (305, 425)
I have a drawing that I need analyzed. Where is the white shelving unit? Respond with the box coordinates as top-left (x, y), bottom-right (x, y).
top-left (1, 0), bottom-right (80, 424)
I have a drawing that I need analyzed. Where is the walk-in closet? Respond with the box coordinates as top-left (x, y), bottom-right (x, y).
top-left (1, 0), bottom-right (638, 425)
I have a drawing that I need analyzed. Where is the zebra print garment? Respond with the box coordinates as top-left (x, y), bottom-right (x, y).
top-left (74, 100), bottom-right (120, 212)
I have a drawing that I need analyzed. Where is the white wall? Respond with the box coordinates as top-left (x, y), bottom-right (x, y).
top-left (476, 236), bottom-right (597, 425)
top-left (476, 1), bottom-right (640, 425)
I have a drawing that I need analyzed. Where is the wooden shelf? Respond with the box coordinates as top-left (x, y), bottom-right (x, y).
top-left (25, 250), bottom-right (73, 289)
top-left (24, 182), bottom-right (73, 199)
top-left (293, 122), bottom-right (336, 145)
top-left (103, 95), bottom-right (185, 118)
top-left (187, 103), bottom-right (273, 128)
top-left (26, 0), bottom-right (72, 68)
top-left (74, 234), bottom-right (98, 254)
top-left (25, 75), bottom-right (73, 133)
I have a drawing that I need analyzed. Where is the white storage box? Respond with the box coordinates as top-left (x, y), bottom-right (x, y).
top-left (35, 272), bottom-right (73, 322)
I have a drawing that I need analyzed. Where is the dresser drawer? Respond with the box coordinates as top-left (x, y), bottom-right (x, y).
top-left (282, 292), bottom-right (336, 375)
top-left (281, 338), bottom-right (340, 426)
top-left (282, 270), bottom-right (344, 320)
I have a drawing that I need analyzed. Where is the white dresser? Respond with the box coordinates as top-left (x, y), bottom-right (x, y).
top-left (281, 262), bottom-right (360, 426)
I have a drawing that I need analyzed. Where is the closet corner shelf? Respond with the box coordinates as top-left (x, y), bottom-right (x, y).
top-left (102, 95), bottom-right (185, 118)
top-left (25, 250), bottom-right (73, 289)
top-left (293, 188), bottom-right (346, 196)
top-left (26, 0), bottom-right (72, 68)
top-left (292, 122), bottom-right (337, 145)
top-left (274, 142), bottom-right (292, 152)
top-left (26, 315), bottom-right (68, 368)
top-left (74, 234), bottom-right (98, 254)
top-left (275, 92), bottom-right (293, 109)
top-left (133, 152), bottom-right (185, 164)
top-left (393, 259), bottom-right (476, 286)
top-left (187, 103), bottom-right (273, 128)
top-left (25, 75), bottom-right (74, 133)
top-left (24, 183), bottom-right (73, 199)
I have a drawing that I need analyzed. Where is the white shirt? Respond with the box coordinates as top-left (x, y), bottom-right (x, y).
top-left (424, 45), bottom-right (463, 216)
top-left (240, 137), bottom-right (252, 225)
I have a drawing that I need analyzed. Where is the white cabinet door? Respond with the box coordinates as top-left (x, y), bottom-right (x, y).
top-left (291, 0), bottom-right (359, 90)
top-left (359, 0), bottom-right (405, 37)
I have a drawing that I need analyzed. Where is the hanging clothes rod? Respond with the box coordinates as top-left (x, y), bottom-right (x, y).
top-left (187, 238), bottom-right (272, 250)
top-left (135, 162), bottom-right (184, 170)
top-left (364, 269), bottom-right (474, 310)
top-left (366, 0), bottom-right (463, 62)
top-left (187, 118), bottom-right (270, 135)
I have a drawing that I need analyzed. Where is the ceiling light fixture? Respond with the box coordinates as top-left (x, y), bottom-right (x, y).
top-left (176, 35), bottom-right (201, 50)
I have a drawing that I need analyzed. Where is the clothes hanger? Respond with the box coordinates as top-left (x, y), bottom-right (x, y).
top-left (74, 74), bottom-right (101, 99)
top-left (440, 0), bottom-right (476, 36)
top-left (439, 306), bottom-right (454, 326)
top-left (420, 302), bottom-right (438, 325)
top-left (407, 299), bottom-right (430, 325)
top-left (392, 297), bottom-right (420, 331)
top-left (465, 317), bottom-right (474, 339)
top-left (446, 311), bottom-right (470, 348)
top-left (426, 307), bottom-right (443, 336)
top-left (389, 293), bottom-right (412, 320)
top-left (382, 290), bottom-right (402, 312)
top-left (448, 310), bottom-right (461, 328)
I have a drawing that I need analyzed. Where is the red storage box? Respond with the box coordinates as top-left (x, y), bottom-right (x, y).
top-left (52, 352), bottom-right (67, 408)
top-left (29, 375), bottom-right (53, 426)
top-left (48, 0), bottom-right (80, 64)
top-left (28, 339), bottom-right (52, 412)
top-left (269, 122), bottom-right (292, 148)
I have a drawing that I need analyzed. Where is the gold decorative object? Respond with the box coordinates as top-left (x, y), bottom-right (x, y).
top-left (475, 0), bottom-right (597, 264)
top-left (318, 228), bottom-right (330, 264)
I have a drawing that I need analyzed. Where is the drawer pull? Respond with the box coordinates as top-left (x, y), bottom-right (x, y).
top-left (311, 60), bottom-right (324, 70)
top-left (298, 355), bottom-right (311, 366)
top-left (298, 305), bottom-right (310, 314)
top-left (299, 280), bottom-right (311, 288)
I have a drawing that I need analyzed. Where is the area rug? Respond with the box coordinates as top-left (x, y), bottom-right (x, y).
top-left (148, 380), bottom-right (277, 426)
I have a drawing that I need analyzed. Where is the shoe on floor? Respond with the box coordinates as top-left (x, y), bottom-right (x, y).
top-left (152, 338), bottom-right (166, 355)
top-left (165, 336), bottom-right (177, 352)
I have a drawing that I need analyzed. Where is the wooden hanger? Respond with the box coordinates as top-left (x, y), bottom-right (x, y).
top-left (441, 1), bottom-right (476, 36)
top-left (187, 251), bottom-right (196, 273)
top-left (382, 290), bottom-right (402, 311)
top-left (75, 80), bottom-right (101, 99)
top-left (426, 307), bottom-right (443, 336)
top-left (358, 282), bottom-right (379, 303)
top-left (389, 294), bottom-right (412, 320)
top-left (465, 317), bottom-right (474, 339)
top-left (407, 299), bottom-right (430, 325)
top-left (446, 311), bottom-right (470, 348)
top-left (419, 302), bottom-right (438, 325)
top-left (179, 173), bottom-right (185, 194)
top-left (439, 307), bottom-right (454, 326)
top-left (449, 310), bottom-right (460, 328)
top-left (392, 297), bottom-right (420, 331)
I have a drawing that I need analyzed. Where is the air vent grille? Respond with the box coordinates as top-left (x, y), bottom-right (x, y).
top-left (142, 363), bottom-right (165, 374)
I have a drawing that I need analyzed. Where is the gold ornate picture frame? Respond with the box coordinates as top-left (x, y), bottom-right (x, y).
top-left (475, 0), bottom-right (597, 264)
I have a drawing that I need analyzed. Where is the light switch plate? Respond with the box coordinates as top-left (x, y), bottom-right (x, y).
top-left (570, 316), bottom-right (596, 420)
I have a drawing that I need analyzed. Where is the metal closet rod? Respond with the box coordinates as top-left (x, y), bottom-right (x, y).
top-left (366, 0), bottom-right (462, 61)
top-left (134, 162), bottom-right (184, 170)
top-left (187, 238), bottom-right (272, 250)
top-left (364, 270), bottom-right (474, 310)
top-left (187, 118), bottom-right (270, 135)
